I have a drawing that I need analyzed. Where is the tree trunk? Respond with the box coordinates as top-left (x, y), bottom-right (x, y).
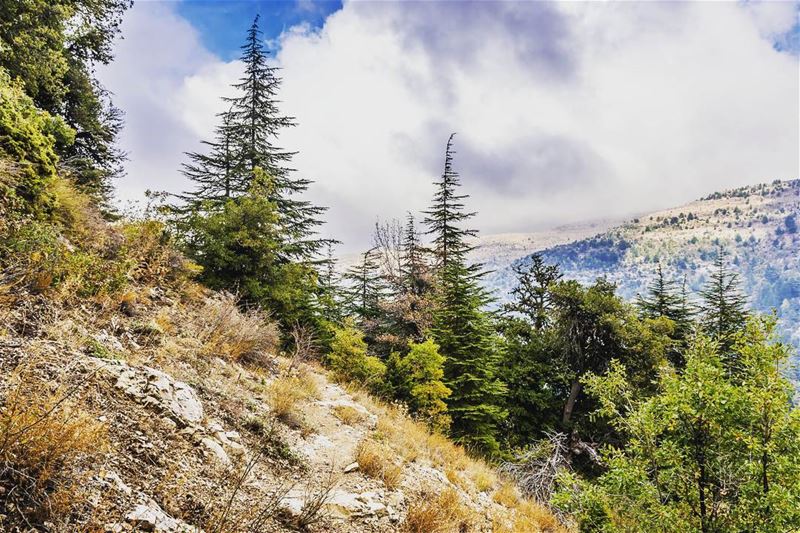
top-left (562, 380), bottom-right (582, 425)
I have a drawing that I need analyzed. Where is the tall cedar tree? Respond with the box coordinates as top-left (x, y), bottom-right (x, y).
top-left (0, 0), bottom-right (130, 206)
top-left (179, 16), bottom-right (328, 261)
top-left (699, 250), bottom-right (748, 360)
top-left (636, 263), bottom-right (694, 367)
top-left (225, 15), bottom-right (327, 261)
top-left (424, 134), bottom-right (506, 454)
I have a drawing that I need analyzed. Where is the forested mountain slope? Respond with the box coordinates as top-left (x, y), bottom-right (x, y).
top-left (484, 179), bottom-right (800, 364)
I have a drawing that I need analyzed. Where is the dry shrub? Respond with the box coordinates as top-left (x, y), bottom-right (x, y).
top-left (355, 438), bottom-right (404, 490)
top-left (402, 487), bottom-right (476, 533)
top-left (266, 375), bottom-right (308, 423)
top-left (493, 500), bottom-right (566, 533)
top-left (0, 377), bottom-right (107, 529)
top-left (493, 481), bottom-right (521, 508)
top-left (293, 367), bottom-right (320, 400)
top-left (196, 293), bottom-right (279, 365)
top-left (468, 462), bottom-right (497, 493)
top-left (332, 405), bottom-right (366, 426)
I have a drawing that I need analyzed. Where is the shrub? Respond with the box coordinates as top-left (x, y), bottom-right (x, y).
top-left (266, 375), bottom-right (310, 424)
top-left (196, 293), bottom-right (279, 365)
top-left (402, 488), bottom-right (476, 533)
top-left (332, 404), bottom-right (366, 425)
top-left (326, 321), bottom-right (386, 394)
top-left (395, 339), bottom-right (451, 431)
top-left (0, 376), bottom-right (107, 530)
top-left (355, 438), bottom-right (404, 490)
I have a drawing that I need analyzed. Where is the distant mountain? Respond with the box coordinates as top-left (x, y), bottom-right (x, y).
top-left (479, 179), bottom-right (800, 367)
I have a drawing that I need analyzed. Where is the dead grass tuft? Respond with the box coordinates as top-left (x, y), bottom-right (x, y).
top-left (493, 481), bottom-right (521, 508)
top-left (355, 438), bottom-right (404, 490)
top-left (402, 487), bottom-right (477, 533)
top-left (0, 374), bottom-right (107, 529)
top-left (195, 293), bottom-right (279, 365)
top-left (332, 404), bottom-right (366, 426)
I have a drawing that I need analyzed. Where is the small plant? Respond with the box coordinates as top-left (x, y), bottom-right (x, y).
top-left (332, 404), bottom-right (366, 425)
top-left (0, 374), bottom-right (108, 530)
top-left (196, 293), bottom-right (279, 365)
top-left (402, 488), bottom-right (476, 533)
top-left (355, 438), bottom-right (404, 490)
top-left (292, 469), bottom-right (338, 530)
top-left (266, 375), bottom-right (308, 424)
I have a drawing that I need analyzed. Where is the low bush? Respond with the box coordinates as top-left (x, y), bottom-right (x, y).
top-left (0, 375), bottom-right (107, 530)
top-left (402, 487), bottom-right (476, 533)
top-left (326, 321), bottom-right (386, 394)
top-left (196, 293), bottom-right (279, 365)
top-left (354, 438), bottom-right (403, 490)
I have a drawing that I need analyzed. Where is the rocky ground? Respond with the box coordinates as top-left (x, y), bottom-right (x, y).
top-left (0, 286), bottom-right (565, 533)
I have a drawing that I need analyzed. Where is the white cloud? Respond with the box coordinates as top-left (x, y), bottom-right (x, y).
top-left (100, 1), bottom-right (799, 251)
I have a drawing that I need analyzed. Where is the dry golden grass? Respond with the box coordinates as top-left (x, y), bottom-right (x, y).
top-left (402, 487), bottom-right (477, 533)
top-left (493, 499), bottom-right (567, 533)
top-left (354, 438), bottom-right (404, 490)
top-left (195, 293), bottom-right (279, 365)
top-left (332, 404), bottom-right (366, 425)
top-left (266, 375), bottom-right (308, 421)
top-left (0, 376), bottom-right (108, 528)
top-left (493, 482), bottom-right (521, 508)
top-left (468, 462), bottom-right (497, 493)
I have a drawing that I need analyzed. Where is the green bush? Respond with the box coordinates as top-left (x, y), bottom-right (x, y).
top-left (0, 68), bottom-right (74, 216)
top-left (326, 321), bottom-right (386, 394)
top-left (395, 339), bottom-right (451, 432)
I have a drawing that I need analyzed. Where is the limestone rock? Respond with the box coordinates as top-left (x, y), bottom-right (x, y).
top-left (125, 499), bottom-right (197, 532)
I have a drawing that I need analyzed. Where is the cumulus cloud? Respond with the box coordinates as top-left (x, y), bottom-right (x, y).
top-left (99, 1), bottom-right (799, 251)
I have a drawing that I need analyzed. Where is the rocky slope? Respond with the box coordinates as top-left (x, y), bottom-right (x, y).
top-left (1, 285), bottom-right (565, 533)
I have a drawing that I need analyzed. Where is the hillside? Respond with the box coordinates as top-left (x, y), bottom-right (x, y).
top-left (486, 179), bottom-right (800, 366)
top-left (0, 216), bottom-right (565, 533)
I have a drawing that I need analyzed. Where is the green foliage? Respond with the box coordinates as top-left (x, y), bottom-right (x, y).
top-left (326, 321), bottom-right (387, 394)
top-left (425, 134), bottom-right (506, 455)
top-left (555, 318), bottom-right (800, 532)
top-left (181, 168), bottom-right (322, 336)
top-left (0, 70), bottom-right (74, 215)
top-left (0, 0), bottom-right (131, 204)
top-left (394, 339), bottom-right (451, 432)
top-left (699, 250), bottom-right (748, 359)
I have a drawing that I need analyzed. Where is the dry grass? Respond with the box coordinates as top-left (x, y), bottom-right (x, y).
top-left (332, 404), bottom-right (366, 426)
top-left (493, 500), bottom-right (567, 533)
top-left (195, 293), bottom-right (279, 365)
top-left (266, 375), bottom-right (310, 422)
top-left (493, 482), bottom-right (521, 507)
top-left (0, 375), bottom-right (108, 529)
top-left (354, 438), bottom-right (404, 490)
top-left (402, 487), bottom-right (477, 533)
top-left (468, 462), bottom-right (497, 493)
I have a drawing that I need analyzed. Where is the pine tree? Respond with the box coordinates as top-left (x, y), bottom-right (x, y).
top-left (343, 247), bottom-right (385, 324)
top-left (504, 253), bottom-right (562, 330)
top-left (699, 250), bottom-right (748, 359)
top-left (424, 134), bottom-right (506, 454)
top-left (637, 264), bottom-right (694, 367)
top-left (224, 15), bottom-right (327, 261)
top-left (400, 212), bottom-right (431, 297)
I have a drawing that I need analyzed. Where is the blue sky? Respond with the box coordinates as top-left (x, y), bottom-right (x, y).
top-left (177, 0), bottom-right (342, 60)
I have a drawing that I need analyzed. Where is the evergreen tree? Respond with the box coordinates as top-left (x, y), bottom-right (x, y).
top-left (343, 247), bottom-right (385, 325)
top-left (424, 134), bottom-right (506, 454)
top-left (504, 253), bottom-right (562, 330)
top-left (637, 264), bottom-right (694, 367)
top-left (395, 339), bottom-right (451, 432)
top-left (400, 212), bottom-right (431, 297)
top-left (699, 250), bottom-right (748, 359)
top-left (0, 0), bottom-right (131, 206)
top-left (224, 15), bottom-right (327, 261)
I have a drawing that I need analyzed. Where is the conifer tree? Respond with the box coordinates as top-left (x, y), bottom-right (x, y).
top-left (344, 247), bottom-right (385, 324)
top-left (504, 253), bottom-right (562, 330)
top-left (400, 212), bottom-right (431, 297)
top-left (424, 134), bottom-right (506, 454)
top-left (224, 15), bottom-right (326, 261)
top-left (699, 250), bottom-right (748, 358)
top-left (637, 264), bottom-right (694, 367)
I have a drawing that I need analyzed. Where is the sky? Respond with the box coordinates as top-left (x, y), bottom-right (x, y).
top-left (99, 0), bottom-right (800, 253)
